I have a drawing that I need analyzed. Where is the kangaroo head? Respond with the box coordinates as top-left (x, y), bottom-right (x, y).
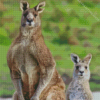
top-left (20, 1), bottom-right (45, 28)
top-left (71, 53), bottom-right (92, 80)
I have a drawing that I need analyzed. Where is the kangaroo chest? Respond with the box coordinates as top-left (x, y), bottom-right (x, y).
top-left (12, 37), bottom-right (39, 80)
top-left (69, 80), bottom-right (88, 100)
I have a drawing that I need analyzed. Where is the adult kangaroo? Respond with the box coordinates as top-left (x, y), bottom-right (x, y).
top-left (7, 1), bottom-right (65, 100)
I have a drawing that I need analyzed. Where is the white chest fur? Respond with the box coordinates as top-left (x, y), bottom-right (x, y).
top-left (69, 80), bottom-right (87, 100)
top-left (21, 38), bottom-right (30, 47)
top-left (21, 27), bottom-right (36, 46)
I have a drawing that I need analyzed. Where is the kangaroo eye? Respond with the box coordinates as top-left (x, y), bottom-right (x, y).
top-left (76, 66), bottom-right (79, 70)
top-left (23, 11), bottom-right (28, 17)
top-left (85, 66), bottom-right (87, 69)
top-left (34, 14), bottom-right (37, 17)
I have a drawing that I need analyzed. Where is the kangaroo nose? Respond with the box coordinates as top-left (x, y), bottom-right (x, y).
top-left (27, 19), bottom-right (33, 23)
top-left (80, 71), bottom-right (84, 74)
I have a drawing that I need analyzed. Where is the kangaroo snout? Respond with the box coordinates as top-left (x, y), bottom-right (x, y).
top-left (26, 19), bottom-right (34, 26)
top-left (80, 71), bottom-right (84, 74)
top-left (79, 71), bottom-right (84, 76)
top-left (27, 19), bottom-right (33, 23)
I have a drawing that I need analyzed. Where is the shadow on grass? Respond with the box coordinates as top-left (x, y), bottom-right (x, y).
top-left (90, 74), bottom-right (100, 84)
top-left (52, 38), bottom-right (68, 45)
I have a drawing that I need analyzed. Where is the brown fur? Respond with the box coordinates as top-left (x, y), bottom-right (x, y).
top-left (7, 1), bottom-right (65, 100)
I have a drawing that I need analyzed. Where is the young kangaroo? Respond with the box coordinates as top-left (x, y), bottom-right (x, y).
top-left (7, 1), bottom-right (65, 100)
top-left (66, 53), bottom-right (93, 100)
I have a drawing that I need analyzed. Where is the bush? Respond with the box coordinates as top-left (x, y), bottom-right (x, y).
top-left (93, 0), bottom-right (100, 3)
top-left (0, 11), bottom-right (3, 26)
top-left (73, 28), bottom-right (89, 40)
top-left (55, 24), bottom-right (79, 45)
top-left (44, 22), bottom-right (52, 32)
top-left (0, 35), bottom-right (11, 46)
top-left (50, 8), bottom-right (64, 22)
top-left (79, 1), bottom-right (95, 8)
top-left (90, 22), bottom-right (100, 33)
top-left (66, 0), bottom-right (74, 3)
top-left (0, 2), bottom-right (6, 11)
top-left (68, 36), bottom-right (79, 45)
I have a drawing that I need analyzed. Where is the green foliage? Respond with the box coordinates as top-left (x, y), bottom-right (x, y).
top-left (44, 22), bottom-right (52, 32)
top-left (66, 0), bottom-right (74, 3)
top-left (56, 24), bottom-right (71, 43)
top-left (78, 17), bottom-right (89, 25)
top-left (0, 35), bottom-right (11, 46)
top-left (90, 82), bottom-right (100, 91)
top-left (50, 8), bottom-right (64, 22)
top-left (0, 11), bottom-right (3, 18)
top-left (0, 11), bottom-right (3, 26)
top-left (79, 1), bottom-right (95, 8)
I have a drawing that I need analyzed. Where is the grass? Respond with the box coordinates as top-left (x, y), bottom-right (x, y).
top-left (0, 45), bottom-right (14, 96)
top-left (0, 0), bottom-right (100, 97)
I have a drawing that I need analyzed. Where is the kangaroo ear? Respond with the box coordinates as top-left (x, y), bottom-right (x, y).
top-left (84, 54), bottom-right (92, 64)
top-left (20, 1), bottom-right (29, 12)
top-left (35, 1), bottom-right (46, 13)
top-left (71, 53), bottom-right (80, 64)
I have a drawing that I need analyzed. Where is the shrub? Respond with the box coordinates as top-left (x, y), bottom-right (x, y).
top-left (79, 0), bottom-right (95, 8)
top-left (50, 8), bottom-right (64, 22)
top-left (90, 22), bottom-right (100, 33)
top-left (66, 0), bottom-right (74, 3)
top-left (68, 36), bottom-right (79, 45)
top-left (44, 22), bottom-right (52, 32)
top-left (55, 24), bottom-right (79, 45)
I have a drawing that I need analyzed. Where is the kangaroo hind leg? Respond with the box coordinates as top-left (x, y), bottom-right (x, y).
top-left (13, 91), bottom-right (18, 100)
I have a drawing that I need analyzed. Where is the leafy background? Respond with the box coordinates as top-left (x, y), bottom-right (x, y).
top-left (0, 0), bottom-right (100, 97)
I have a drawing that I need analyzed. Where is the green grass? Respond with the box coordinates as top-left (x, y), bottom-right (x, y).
top-left (0, 45), bottom-right (15, 96)
top-left (90, 82), bottom-right (100, 91)
top-left (0, 0), bottom-right (100, 97)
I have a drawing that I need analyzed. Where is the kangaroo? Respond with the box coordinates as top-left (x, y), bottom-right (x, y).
top-left (66, 53), bottom-right (93, 100)
top-left (7, 1), bottom-right (65, 100)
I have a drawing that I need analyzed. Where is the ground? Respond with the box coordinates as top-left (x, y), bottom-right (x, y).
top-left (0, 92), bottom-right (100, 100)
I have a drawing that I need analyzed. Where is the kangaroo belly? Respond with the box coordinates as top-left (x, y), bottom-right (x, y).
top-left (21, 64), bottom-right (40, 98)
top-left (19, 59), bottom-right (40, 99)
top-left (23, 52), bottom-right (40, 98)
top-left (12, 43), bottom-right (40, 98)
